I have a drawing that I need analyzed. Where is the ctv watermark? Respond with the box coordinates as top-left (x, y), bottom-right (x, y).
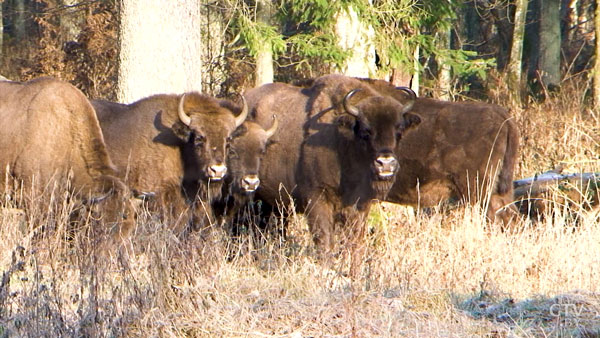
top-left (549, 302), bottom-right (600, 319)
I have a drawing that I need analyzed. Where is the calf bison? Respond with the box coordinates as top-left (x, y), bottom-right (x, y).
top-left (245, 74), bottom-right (420, 264)
top-left (357, 78), bottom-right (520, 224)
top-left (93, 92), bottom-right (247, 231)
top-left (213, 117), bottom-right (278, 235)
top-left (0, 77), bottom-right (135, 238)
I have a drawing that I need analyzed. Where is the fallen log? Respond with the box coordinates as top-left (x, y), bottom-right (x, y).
top-left (513, 170), bottom-right (600, 218)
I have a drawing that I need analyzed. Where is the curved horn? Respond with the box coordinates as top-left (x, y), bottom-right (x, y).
top-left (265, 114), bottom-right (278, 139)
top-left (396, 86), bottom-right (416, 113)
top-left (88, 190), bottom-right (113, 204)
top-left (235, 95), bottom-right (248, 128)
top-left (343, 89), bottom-right (362, 118)
top-left (178, 94), bottom-right (191, 126)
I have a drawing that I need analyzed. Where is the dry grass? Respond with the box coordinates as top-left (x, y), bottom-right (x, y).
top-left (2, 81), bottom-right (600, 337)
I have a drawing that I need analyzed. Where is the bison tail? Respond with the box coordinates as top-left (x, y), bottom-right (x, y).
top-left (497, 116), bottom-right (519, 195)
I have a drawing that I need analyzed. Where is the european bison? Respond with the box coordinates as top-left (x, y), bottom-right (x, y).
top-left (213, 117), bottom-right (278, 234)
top-left (0, 77), bottom-right (135, 238)
top-left (357, 78), bottom-right (520, 224)
top-left (92, 92), bottom-right (247, 231)
top-left (245, 74), bottom-right (420, 261)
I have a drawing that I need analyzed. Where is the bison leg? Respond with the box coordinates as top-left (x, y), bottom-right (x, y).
top-left (305, 201), bottom-right (335, 253)
top-left (338, 206), bottom-right (369, 277)
top-left (94, 175), bottom-right (138, 241)
top-left (488, 191), bottom-right (519, 229)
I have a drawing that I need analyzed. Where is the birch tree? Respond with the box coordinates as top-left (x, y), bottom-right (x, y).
top-left (118, 0), bottom-right (204, 103)
top-left (507, 0), bottom-right (529, 104)
top-left (334, 3), bottom-right (376, 77)
top-left (437, 28), bottom-right (452, 100)
top-left (254, 0), bottom-right (274, 86)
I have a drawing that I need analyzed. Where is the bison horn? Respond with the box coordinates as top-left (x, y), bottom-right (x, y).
top-left (265, 114), bottom-right (278, 139)
top-left (343, 89), bottom-right (362, 118)
top-left (235, 95), bottom-right (248, 128)
top-left (396, 86), bottom-right (416, 113)
top-left (178, 94), bottom-right (191, 126)
top-left (88, 190), bottom-right (113, 204)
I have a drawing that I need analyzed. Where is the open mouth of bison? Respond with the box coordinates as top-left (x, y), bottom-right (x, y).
top-left (377, 171), bottom-right (395, 179)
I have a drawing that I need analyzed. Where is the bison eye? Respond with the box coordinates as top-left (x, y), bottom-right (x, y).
top-left (354, 122), bottom-right (372, 141)
top-left (194, 135), bottom-right (206, 147)
top-left (358, 128), bottom-right (372, 141)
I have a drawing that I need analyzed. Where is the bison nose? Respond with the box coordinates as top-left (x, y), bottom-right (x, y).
top-left (208, 163), bottom-right (227, 180)
top-left (374, 155), bottom-right (398, 179)
top-left (241, 175), bottom-right (260, 192)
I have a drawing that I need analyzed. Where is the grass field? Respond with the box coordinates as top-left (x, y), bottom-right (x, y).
top-left (2, 80), bottom-right (600, 337)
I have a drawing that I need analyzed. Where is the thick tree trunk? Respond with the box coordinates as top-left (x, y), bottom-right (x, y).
top-left (118, 0), bottom-right (204, 103)
top-left (539, 0), bottom-right (561, 91)
top-left (507, 0), bottom-right (529, 104)
top-left (254, 0), bottom-right (274, 87)
top-left (334, 4), bottom-right (376, 77)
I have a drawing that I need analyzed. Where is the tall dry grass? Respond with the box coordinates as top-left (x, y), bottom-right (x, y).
top-left (2, 79), bottom-right (600, 337)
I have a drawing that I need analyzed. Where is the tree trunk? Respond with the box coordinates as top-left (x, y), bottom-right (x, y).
top-left (0, 1), bottom-right (4, 58)
top-left (118, 0), bottom-right (204, 103)
top-left (334, 3), bottom-right (376, 77)
top-left (437, 29), bottom-right (452, 100)
top-left (539, 0), bottom-right (561, 91)
top-left (507, 0), bottom-right (529, 105)
top-left (594, 0), bottom-right (600, 105)
top-left (14, 0), bottom-right (26, 41)
top-left (59, 0), bottom-right (85, 43)
top-left (254, 0), bottom-right (274, 87)
top-left (198, 0), bottom-right (227, 96)
top-left (412, 44), bottom-right (420, 96)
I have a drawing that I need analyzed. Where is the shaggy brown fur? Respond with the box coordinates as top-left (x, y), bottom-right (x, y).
top-left (246, 75), bottom-right (421, 266)
top-left (0, 77), bottom-right (134, 238)
top-left (358, 78), bottom-right (520, 224)
top-left (93, 93), bottom-right (246, 232)
top-left (213, 119), bottom-right (278, 233)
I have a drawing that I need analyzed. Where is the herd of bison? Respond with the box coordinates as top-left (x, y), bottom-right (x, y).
top-left (0, 74), bottom-right (521, 263)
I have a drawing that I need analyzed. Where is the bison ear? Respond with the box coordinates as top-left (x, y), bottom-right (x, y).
top-left (231, 124), bottom-right (247, 138)
top-left (171, 121), bottom-right (192, 141)
top-left (402, 112), bottom-right (421, 130)
top-left (266, 138), bottom-right (277, 147)
top-left (334, 114), bottom-right (355, 130)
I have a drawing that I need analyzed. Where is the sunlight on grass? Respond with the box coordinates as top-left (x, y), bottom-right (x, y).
top-left (2, 78), bottom-right (600, 336)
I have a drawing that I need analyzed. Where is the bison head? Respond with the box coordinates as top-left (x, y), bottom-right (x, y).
top-left (173, 93), bottom-right (248, 182)
top-left (227, 115), bottom-right (278, 194)
top-left (342, 88), bottom-right (420, 180)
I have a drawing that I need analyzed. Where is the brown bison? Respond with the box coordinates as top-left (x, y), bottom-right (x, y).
top-left (356, 78), bottom-right (520, 224)
top-left (213, 117), bottom-right (278, 234)
top-left (92, 92), bottom-right (247, 231)
top-left (0, 77), bottom-right (135, 238)
top-left (245, 74), bottom-right (420, 260)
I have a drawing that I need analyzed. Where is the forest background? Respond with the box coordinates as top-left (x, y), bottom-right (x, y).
top-left (2, 1), bottom-right (600, 337)
top-left (0, 0), bottom-right (589, 105)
